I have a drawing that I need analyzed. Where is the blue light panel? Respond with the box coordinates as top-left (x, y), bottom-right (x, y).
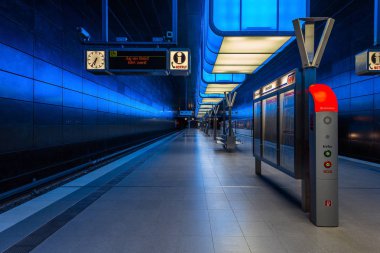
top-left (279, 0), bottom-right (307, 31)
top-left (211, 0), bottom-right (307, 32)
top-left (242, 0), bottom-right (277, 31)
top-left (213, 0), bottom-right (241, 31)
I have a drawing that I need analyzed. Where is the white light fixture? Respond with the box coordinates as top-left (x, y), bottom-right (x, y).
top-left (202, 98), bottom-right (223, 103)
top-left (205, 83), bottom-right (238, 94)
top-left (215, 53), bottom-right (272, 65)
top-left (212, 65), bottom-right (258, 74)
top-left (199, 107), bottom-right (211, 110)
top-left (200, 104), bottom-right (214, 109)
top-left (219, 36), bottom-right (292, 54)
top-left (210, 36), bottom-right (292, 74)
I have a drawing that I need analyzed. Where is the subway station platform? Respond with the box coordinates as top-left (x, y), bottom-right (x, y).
top-left (0, 129), bottom-right (380, 253)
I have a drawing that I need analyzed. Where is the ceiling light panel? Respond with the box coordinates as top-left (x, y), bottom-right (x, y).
top-left (207, 84), bottom-right (238, 88)
top-left (202, 98), bottom-right (223, 103)
top-left (215, 53), bottom-right (272, 65)
top-left (219, 36), bottom-right (292, 54)
top-left (200, 104), bottom-right (214, 109)
top-left (212, 65), bottom-right (258, 74)
top-left (205, 83), bottom-right (239, 94)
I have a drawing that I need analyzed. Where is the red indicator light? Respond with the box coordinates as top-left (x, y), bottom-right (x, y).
top-left (324, 161), bottom-right (332, 168)
top-left (324, 200), bottom-right (332, 207)
top-left (309, 84), bottom-right (338, 112)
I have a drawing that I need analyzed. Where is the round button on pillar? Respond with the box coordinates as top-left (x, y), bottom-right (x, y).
top-left (324, 161), bottom-right (332, 168)
top-left (324, 150), bottom-right (332, 157)
top-left (323, 116), bottom-right (332, 125)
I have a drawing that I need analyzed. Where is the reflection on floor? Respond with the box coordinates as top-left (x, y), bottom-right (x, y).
top-left (0, 129), bottom-right (380, 253)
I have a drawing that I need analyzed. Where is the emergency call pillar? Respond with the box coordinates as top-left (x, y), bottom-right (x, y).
top-left (309, 84), bottom-right (338, 227)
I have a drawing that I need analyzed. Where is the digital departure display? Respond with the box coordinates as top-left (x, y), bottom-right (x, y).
top-left (108, 50), bottom-right (168, 71)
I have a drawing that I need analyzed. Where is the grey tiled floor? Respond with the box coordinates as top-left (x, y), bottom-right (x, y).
top-left (15, 130), bottom-right (380, 252)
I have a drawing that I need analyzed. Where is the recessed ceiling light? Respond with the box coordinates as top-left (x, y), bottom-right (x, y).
top-left (215, 53), bottom-right (272, 65)
top-left (212, 65), bottom-right (258, 74)
top-left (219, 36), bottom-right (292, 54)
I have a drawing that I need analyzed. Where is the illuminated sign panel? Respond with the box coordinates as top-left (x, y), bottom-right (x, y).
top-left (254, 70), bottom-right (296, 99)
top-left (309, 84), bottom-right (338, 112)
top-left (169, 49), bottom-right (191, 76)
top-left (108, 49), bottom-right (168, 73)
top-left (170, 51), bottom-right (189, 70)
top-left (355, 49), bottom-right (380, 75)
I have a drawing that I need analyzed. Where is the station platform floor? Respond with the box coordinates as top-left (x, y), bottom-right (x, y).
top-left (1, 129), bottom-right (380, 253)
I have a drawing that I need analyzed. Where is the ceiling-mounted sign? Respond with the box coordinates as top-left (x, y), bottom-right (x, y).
top-left (108, 48), bottom-right (169, 75)
top-left (254, 69), bottom-right (298, 99)
top-left (355, 49), bottom-right (380, 75)
top-left (170, 49), bottom-right (191, 76)
top-left (369, 51), bottom-right (380, 70)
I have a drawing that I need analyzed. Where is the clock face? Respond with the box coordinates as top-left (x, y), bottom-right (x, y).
top-left (86, 51), bottom-right (105, 70)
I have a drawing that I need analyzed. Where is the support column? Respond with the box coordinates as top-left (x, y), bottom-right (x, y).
top-left (223, 100), bottom-right (226, 136)
top-left (102, 0), bottom-right (108, 42)
top-left (213, 117), bottom-right (217, 140)
top-left (228, 106), bottom-right (232, 137)
top-left (301, 67), bottom-right (316, 212)
top-left (375, 0), bottom-right (380, 46)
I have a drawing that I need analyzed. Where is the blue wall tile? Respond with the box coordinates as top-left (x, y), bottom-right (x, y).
top-left (83, 79), bottom-right (98, 97)
top-left (34, 81), bottom-right (62, 105)
top-left (63, 89), bottom-right (83, 108)
top-left (34, 59), bottom-right (62, 86)
top-left (334, 85), bottom-right (350, 99)
top-left (0, 71), bottom-right (33, 101)
top-left (350, 79), bottom-right (373, 97)
top-left (0, 43), bottom-right (33, 78)
top-left (34, 103), bottom-right (62, 125)
top-left (63, 71), bottom-right (82, 92)
top-left (332, 71), bottom-right (350, 88)
top-left (0, 98), bottom-right (33, 152)
top-left (374, 78), bottom-right (380, 94)
top-left (338, 99), bottom-right (350, 112)
top-left (375, 94), bottom-right (380, 110)
top-left (83, 94), bottom-right (97, 111)
top-left (350, 95), bottom-right (373, 112)
top-left (0, 15), bottom-right (34, 54)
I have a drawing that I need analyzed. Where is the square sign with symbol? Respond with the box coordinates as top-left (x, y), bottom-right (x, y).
top-left (169, 49), bottom-right (191, 76)
top-left (369, 51), bottom-right (380, 70)
top-left (355, 49), bottom-right (380, 75)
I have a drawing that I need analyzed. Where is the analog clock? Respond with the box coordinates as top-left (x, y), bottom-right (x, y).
top-left (86, 51), bottom-right (105, 70)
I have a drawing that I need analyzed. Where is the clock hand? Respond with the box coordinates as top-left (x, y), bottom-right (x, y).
top-left (92, 57), bottom-right (98, 67)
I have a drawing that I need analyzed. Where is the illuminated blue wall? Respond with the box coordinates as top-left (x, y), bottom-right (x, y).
top-left (233, 0), bottom-right (380, 162)
top-left (0, 1), bottom-right (175, 190)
